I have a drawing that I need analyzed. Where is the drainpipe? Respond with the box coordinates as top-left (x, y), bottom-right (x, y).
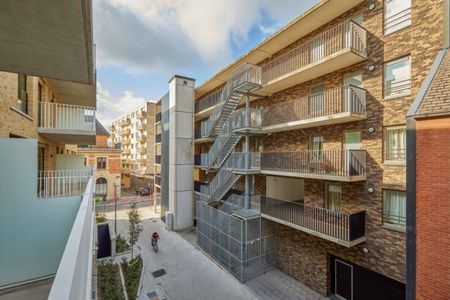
top-left (444, 0), bottom-right (450, 48)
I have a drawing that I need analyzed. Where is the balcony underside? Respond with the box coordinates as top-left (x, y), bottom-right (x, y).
top-left (0, 0), bottom-right (94, 85)
top-left (38, 129), bottom-right (96, 145)
top-left (195, 136), bottom-right (214, 144)
top-left (260, 170), bottom-right (366, 182)
top-left (259, 213), bottom-right (366, 248)
top-left (46, 79), bottom-right (96, 107)
top-left (258, 48), bottom-right (366, 96)
top-left (260, 112), bottom-right (366, 134)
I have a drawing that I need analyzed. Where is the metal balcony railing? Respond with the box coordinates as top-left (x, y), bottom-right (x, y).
top-left (251, 196), bottom-right (366, 243)
top-left (139, 136), bottom-right (147, 143)
top-left (137, 110), bottom-right (146, 120)
top-left (122, 149), bottom-right (131, 155)
top-left (195, 89), bottom-right (222, 114)
top-left (122, 128), bottom-right (131, 135)
top-left (262, 20), bottom-right (367, 85)
top-left (38, 102), bottom-right (95, 131)
top-left (37, 169), bottom-right (94, 198)
top-left (201, 63), bottom-right (262, 137)
top-left (155, 134), bottom-right (161, 143)
top-left (262, 85), bottom-right (366, 128)
top-left (122, 138), bottom-right (131, 145)
top-left (194, 180), bottom-right (208, 193)
top-left (120, 118), bottom-right (130, 127)
top-left (260, 150), bottom-right (366, 178)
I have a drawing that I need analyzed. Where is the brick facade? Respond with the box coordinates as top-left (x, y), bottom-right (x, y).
top-left (194, 0), bottom-right (445, 296)
top-left (415, 115), bottom-right (450, 300)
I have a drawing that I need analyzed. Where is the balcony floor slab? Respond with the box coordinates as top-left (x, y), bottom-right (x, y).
top-left (260, 170), bottom-right (366, 182)
top-left (38, 129), bottom-right (95, 144)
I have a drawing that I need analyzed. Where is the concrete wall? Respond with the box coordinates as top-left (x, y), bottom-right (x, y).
top-left (0, 138), bottom-right (81, 287)
top-left (168, 76), bottom-right (195, 231)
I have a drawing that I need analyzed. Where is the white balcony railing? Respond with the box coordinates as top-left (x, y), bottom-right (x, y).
top-left (37, 169), bottom-right (94, 198)
top-left (48, 175), bottom-right (95, 300)
top-left (38, 102), bottom-right (95, 131)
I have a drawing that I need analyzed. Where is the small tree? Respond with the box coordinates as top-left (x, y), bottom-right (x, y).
top-left (128, 201), bottom-right (143, 260)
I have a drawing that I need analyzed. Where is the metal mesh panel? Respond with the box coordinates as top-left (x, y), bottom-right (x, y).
top-left (196, 201), bottom-right (275, 282)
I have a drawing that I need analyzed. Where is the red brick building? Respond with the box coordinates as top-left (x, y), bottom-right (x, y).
top-left (407, 47), bottom-right (450, 299)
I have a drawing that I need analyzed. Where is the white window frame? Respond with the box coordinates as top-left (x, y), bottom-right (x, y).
top-left (384, 56), bottom-right (411, 99)
top-left (384, 125), bottom-right (406, 163)
top-left (384, 0), bottom-right (412, 35)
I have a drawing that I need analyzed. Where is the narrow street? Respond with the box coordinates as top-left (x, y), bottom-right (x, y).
top-left (104, 205), bottom-right (326, 300)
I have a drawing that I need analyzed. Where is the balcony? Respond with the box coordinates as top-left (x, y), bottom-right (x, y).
top-left (258, 20), bottom-right (367, 96)
top-left (260, 150), bottom-right (366, 182)
top-left (195, 89), bottom-right (222, 118)
top-left (122, 148), bottom-right (131, 155)
top-left (140, 148), bottom-right (147, 155)
top-left (155, 175), bottom-right (161, 186)
top-left (155, 155), bottom-right (161, 164)
top-left (137, 124), bottom-right (146, 131)
top-left (251, 196), bottom-right (366, 247)
top-left (37, 102), bottom-right (95, 144)
top-left (37, 169), bottom-right (93, 198)
top-left (120, 118), bottom-right (131, 127)
top-left (137, 110), bottom-right (147, 120)
top-left (155, 134), bottom-right (161, 144)
top-left (122, 128), bottom-right (131, 135)
top-left (139, 135), bottom-right (147, 144)
top-left (260, 85), bottom-right (366, 133)
top-left (156, 111), bottom-right (161, 123)
top-left (122, 138), bottom-right (131, 145)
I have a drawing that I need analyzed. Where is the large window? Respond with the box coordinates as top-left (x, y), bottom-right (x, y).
top-left (97, 157), bottom-right (107, 169)
top-left (385, 0), bottom-right (411, 35)
top-left (17, 74), bottom-right (28, 114)
top-left (384, 56), bottom-right (411, 99)
top-left (326, 184), bottom-right (341, 212)
top-left (384, 126), bottom-right (406, 162)
top-left (95, 178), bottom-right (107, 196)
top-left (383, 189), bottom-right (406, 227)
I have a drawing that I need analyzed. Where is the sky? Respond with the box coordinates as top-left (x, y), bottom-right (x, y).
top-left (94, 0), bottom-right (320, 126)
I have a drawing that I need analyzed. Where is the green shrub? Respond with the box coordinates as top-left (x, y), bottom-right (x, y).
top-left (116, 234), bottom-right (131, 253)
top-left (121, 256), bottom-right (143, 300)
top-left (98, 260), bottom-right (124, 300)
top-left (96, 213), bottom-right (107, 223)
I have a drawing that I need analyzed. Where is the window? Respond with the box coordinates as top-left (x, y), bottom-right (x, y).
top-left (95, 178), bottom-right (107, 196)
top-left (17, 74), bottom-right (28, 114)
top-left (309, 85), bottom-right (325, 116)
top-left (383, 189), bottom-right (406, 226)
top-left (384, 126), bottom-right (406, 162)
top-left (97, 157), bottom-right (107, 169)
top-left (84, 157), bottom-right (87, 166)
top-left (384, 56), bottom-right (411, 99)
top-left (326, 184), bottom-right (341, 211)
top-left (385, 0), bottom-right (411, 35)
top-left (310, 135), bottom-right (324, 163)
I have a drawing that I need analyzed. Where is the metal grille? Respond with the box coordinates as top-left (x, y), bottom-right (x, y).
top-left (196, 201), bottom-right (275, 282)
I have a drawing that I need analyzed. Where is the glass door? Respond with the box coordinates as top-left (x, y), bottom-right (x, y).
top-left (343, 72), bottom-right (363, 112)
top-left (309, 85), bottom-right (325, 117)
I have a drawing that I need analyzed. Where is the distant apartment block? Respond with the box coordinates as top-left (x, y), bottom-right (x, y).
top-left (110, 102), bottom-right (156, 190)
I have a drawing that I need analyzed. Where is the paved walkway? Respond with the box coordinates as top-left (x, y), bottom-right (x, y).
top-left (105, 206), bottom-right (326, 300)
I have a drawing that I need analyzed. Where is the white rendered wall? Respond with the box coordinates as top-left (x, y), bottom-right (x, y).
top-left (168, 76), bottom-right (195, 231)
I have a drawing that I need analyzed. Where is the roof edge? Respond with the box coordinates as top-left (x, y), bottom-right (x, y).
top-left (407, 48), bottom-right (448, 117)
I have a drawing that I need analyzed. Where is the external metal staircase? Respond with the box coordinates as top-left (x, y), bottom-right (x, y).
top-left (201, 63), bottom-right (262, 137)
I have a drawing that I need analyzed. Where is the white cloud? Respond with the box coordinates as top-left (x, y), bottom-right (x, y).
top-left (96, 82), bottom-right (147, 127)
top-left (94, 0), bottom-right (318, 74)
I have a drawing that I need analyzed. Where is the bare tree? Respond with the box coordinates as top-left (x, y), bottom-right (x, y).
top-left (128, 201), bottom-right (143, 260)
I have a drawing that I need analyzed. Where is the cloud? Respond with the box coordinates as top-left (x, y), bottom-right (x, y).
top-left (96, 82), bottom-right (147, 127)
top-left (94, 0), bottom-right (319, 75)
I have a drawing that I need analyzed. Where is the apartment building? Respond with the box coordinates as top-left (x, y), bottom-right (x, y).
top-left (110, 102), bottom-right (156, 190)
top-left (181, 0), bottom-right (447, 298)
top-left (78, 120), bottom-right (121, 201)
top-left (0, 1), bottom-right (96, 298)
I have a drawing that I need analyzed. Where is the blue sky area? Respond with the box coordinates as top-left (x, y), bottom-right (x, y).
top-left (94, 0), bottom-right (320, 125)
